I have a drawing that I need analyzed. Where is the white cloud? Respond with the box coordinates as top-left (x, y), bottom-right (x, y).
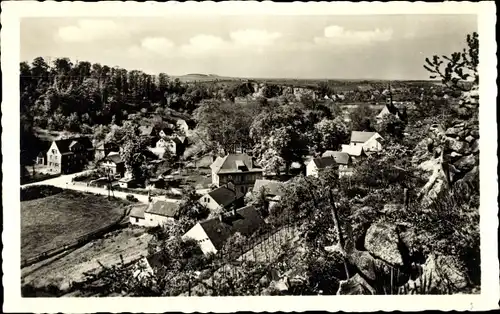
top-left (229, 29), bottom-right (282, 47)
top-left (141, 37), bottom-right (175, 54)
top-left (314, 25), bottom-right (393, 45)
top-left (56, 19), bottom-right (128, 43)
top-left (180, 34), bottom-right (227, 55)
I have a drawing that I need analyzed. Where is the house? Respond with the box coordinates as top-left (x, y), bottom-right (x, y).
top-left (140, 126), bottom-right (159, 146)
top-left (306, 152), bottom-right (351, 178)
top-left (349, 131), bottom-right (383, 153)
top-left (95, 141), bottom-right (120, 161)
top-left (199, 182), bottom-right (244, 213)
top-left (100, 153), bottom-right (125, 177)
top-left (182, 205), bottom-right (266, 255)
top-left (252, 179), bottom-right (286, 211)
top-left (118, 177), bottom-right (135, 188)
top-left (36, 151), bottom-right (46, 165)
top-left (155, 136), bottom-right (185, 156)
top-left (129, 205), bottom-right (148, 227)
top-left (210, 153), bottom-right (263, 195)
top-left (130, 200), bottom-right (179, 227)
top-left (341, 144), bottom-right (367, 163)
top-left (46, 137), bottom-right (94, 174)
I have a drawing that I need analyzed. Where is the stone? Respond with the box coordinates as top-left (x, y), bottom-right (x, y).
top-left (470, 139), bottom-right (479, 154)
top-left (364, 222), bottom-right (404, 267)
top-left (446, 138), bottom-right (468, 154)
top-left (470, 130), bottom-right (479, 138)
top-left (399, 254), bottom-right (468, 294)
top-left (465, 135), bottom-right (474, 143)
top-left (454, 154), bottom-right (476, 172)
top-left (337, 273), bottom-right (376, 295)
top-left (445, 126), bottom-right (463, 137)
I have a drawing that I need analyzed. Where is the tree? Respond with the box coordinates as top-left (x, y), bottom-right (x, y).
top-left (424, 32), bottom-right (478, 91)
top-left (376, 114), bottom-right (406, 140)
top-left (121, 125), bottom-right (153, 183)
top-left (177, 185), bottom-right (209, 221)
top-left (313, 118), bottom-right (349, 153)
top-left (349, 103), bottom-right (376, 132)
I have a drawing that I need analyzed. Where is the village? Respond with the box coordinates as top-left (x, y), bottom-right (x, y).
top-left (17, 15), bottom-right (480, 297)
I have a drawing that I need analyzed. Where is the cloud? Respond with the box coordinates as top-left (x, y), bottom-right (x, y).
top-left (141, 37), bottom-right (175, 54)
top-left (180, 34), bottom-right (227, 55)
top-left (229, 29), bottom-right (282, 47)
top-left (56, 19), bottom-right (128, 43)
top-left (314, 25), bottom-right (393, 46)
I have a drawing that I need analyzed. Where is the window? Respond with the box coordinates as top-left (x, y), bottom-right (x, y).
top-left (136, 218), bottom-right (139, 223)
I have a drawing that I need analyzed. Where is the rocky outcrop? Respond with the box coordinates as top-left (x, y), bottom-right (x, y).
top-left (337, 273), bottom-right (376, 295)
top-left (415, 86), bottom-right (479, 205)
top-left (399, 254), bottom-right (469, 294)
top-left (364, 222), bottom-right (404, 267)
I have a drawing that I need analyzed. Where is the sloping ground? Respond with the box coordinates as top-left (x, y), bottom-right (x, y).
top-left (21, 227), bottom-right (152, 292)
top-left (21, 190), bottom-right (129, 260)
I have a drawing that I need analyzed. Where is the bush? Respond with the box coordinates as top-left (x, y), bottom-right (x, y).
top-left (126, 194), bottom-right (139, 202)
top-left (20, 185), bottom-right (64, 201)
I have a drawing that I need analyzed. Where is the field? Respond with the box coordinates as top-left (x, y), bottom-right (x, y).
top-left (21, 190), bottom-right (129, 261)
top-left (21, 227), bottom-right (152, 293)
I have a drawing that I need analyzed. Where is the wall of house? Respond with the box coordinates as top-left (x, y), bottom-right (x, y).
top-left (199, 195), bottom-right (222, 212)
top-left (144, 212), bottom-right (175, 227)
top-left (212, 171), bottom-right (220, 187)
top-left (129, 216), bottom-right (148, 227)
top-left (218, 172), bottom-right (262, 194)
top-left (182, 223), bottom-right (218, 255)
top-left (47, 142), bottom-right (62, 173)
top-left (363, 135), bottom-right (383, 152)
top-left (306, 162), bottom-right (319, 177)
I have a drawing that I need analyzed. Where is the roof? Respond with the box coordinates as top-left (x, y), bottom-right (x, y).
top-left (252, 179), bottom-right (286, 197)
top-left (350, 131), bottom-right (378, 143)
top-left (311, 157), bottom-right (337, 169)
top-left (206, 186), bottom-right (240, 207)
top-left (341, 144), bottom-right (365, 157)
top-left (321, 151), bottom-right (350, 165)
top-left (146, 200), bottom-right (179, 218)
top-left (139, 126), bottom-right (154, 136)
top-left (197, 205), bottom-right (266, 250)
top-left (53, 137), bottom-right (93, 154)
top-left (96, 141), bottom-right (119, 151)
top-left (104, 153), bottom-right (123, 164)
top-left (210, 153), bottom-right (262, 174)
top-left (145, 250), bottom-right (170, 278)
top-left (130, 206), bottom-right (145, 219)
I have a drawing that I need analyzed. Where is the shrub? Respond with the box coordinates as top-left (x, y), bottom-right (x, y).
top-left (20, 185), bottom-right (64, 201)
top-left (126, 194), bottom-right (139, 202)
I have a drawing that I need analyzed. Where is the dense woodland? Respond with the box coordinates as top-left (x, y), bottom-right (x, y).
top-left (20, 33), bottom-right (480, 296)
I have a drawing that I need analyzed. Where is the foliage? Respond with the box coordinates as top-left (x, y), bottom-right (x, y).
top-left (177, 185), bottom-right (210, 221)
top-left (376, 113), bottom-right (406, 140)
top-left (20, 185), bottom-right (64, 201)
top-left (313, 117), bottom-right (349, 153)
top-left (349, 103), bottom-right (376, 131)
top-left (424, 32), bottom-right (478, 90)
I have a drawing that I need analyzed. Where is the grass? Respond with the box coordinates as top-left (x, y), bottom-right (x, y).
top-left (21, 190), bottom-right (129, 261)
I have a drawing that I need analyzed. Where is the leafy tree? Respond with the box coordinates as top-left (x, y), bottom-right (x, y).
top-left (177, 185), bottom-right (209, 221)
top-left (313, 117), bottom-right (349, 153)
top-left (349, 103), bottom-right (376, 131)
top-left (376, 113), bottom-right (406, 140)
top-left (424, 32), bottom-right (478, 90)
top-left (121, 124), bottom-right (153, 183)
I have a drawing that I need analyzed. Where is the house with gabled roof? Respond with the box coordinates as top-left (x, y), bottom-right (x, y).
top-left (252, 179), bottom-right (287, 211)
top-left (349, 131), bottom-right (383, 153)
top-left (155, 136), bottom-right (186, 156)
top-left (210, 153), bottom-right (263, 195)
top-left (341, 144), bottom-right (367, 163)
top-left (199, 182), bottom-right (244, 213)
top-left (46, 136), bottom-right (94, 174)
top-left (100, 152), bottom-right (125, 177)
top-left (130, 199), bottom-right (179, 227)
top-left (306, 152), bottom-right (352, 178)
top-left (94, 141), bottom-right (120, 161)
top-left (182, 205), bottom-right (266, 255)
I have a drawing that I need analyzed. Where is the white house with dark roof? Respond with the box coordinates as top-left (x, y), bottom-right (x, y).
top-left (210, 153), bottom-right (263, 195)
top-left (130, 200), bottom-right (179, 227)
top-left (182, 205), bottom-right (265, 255)
top-left (46, 136), bottom-right (94, 174)
top-left (199, 182), bottom-right (244, 213)
top-left (306, 152), bottom-right (351, 178)
top-left (349, 131), bottom-right (383, 153)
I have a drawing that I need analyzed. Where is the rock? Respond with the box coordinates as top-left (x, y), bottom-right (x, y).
top-left (450, 151), bottom-right (462, 158)
top-left (445, 126), bottom-right (463, 137)
top-left (446, 137), bottom-right (468, 154)
top-left (399, 254), bottom-right (469, 294)
top-left (465, 135), bottom-right (475, 143)
top-left (364, 222), bottom-right (404, 267)
top-left (457, 165), bottom-right (479, 191)
top-left (470, 139), bottom-right (479, 154)
top-left (470, 130), bottom-right (479, 138)
top-left (337, 273), bottom-right (376, 295)
top-left (348, 250), bottom-right (378, 281)
top-left (454, 154), bottom-right (476, 172)
top-left (381, 204), bottom-right (404, 214)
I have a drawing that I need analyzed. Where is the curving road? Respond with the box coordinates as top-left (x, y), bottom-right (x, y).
top-left (21, 170), bottom-right (182, 204)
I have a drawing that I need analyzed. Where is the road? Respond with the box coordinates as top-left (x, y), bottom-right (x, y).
top-left (21, 170), bottom-right (182, 204)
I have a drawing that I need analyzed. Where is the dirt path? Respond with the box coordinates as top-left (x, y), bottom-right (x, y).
top-left (21, 227), bottom-right (153, 291)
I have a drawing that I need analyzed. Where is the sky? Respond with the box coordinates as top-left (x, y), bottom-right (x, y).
top-left (20, 15), bottom-right (477, 80)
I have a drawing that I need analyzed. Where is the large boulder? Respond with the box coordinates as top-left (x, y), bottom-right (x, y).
top-left (445, 137), bottom-right (469, 154)
top-left (364, 222), bottom-right (404, 267)
top-left (337, 273), bottom-right (376, 295)
top-left (470, 139), bottom-right (479, 154)
top-left (454, 154), bottom-right (476, 172)
top-left (399, 254), bottom-right (469, 294)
